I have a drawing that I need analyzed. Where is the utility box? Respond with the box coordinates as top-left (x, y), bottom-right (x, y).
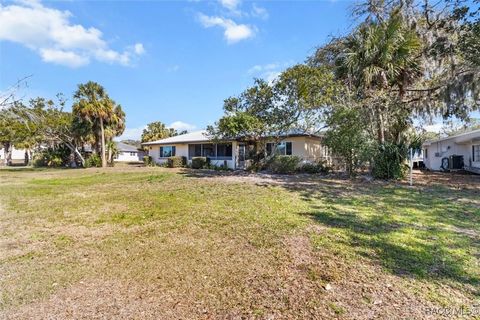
top-left (449, 155), bottom-right (464, 170)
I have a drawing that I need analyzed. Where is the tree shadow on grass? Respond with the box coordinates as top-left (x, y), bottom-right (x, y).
top-left (177, 169), bottom-right (479, 291)
top-left (294, 183), bottom-right (480, 294)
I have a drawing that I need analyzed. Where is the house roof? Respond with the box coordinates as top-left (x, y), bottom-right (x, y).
top-left (142, 130), bottom-right (210, 145)
top-left (423, 128), bottom-right (480, 146)
top-left (116, 142), bottom-right (139, 152)
top-left (141, 129), bottom-right (323, 146)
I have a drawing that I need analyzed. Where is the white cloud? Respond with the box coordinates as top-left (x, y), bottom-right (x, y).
top-left (247, 62), bottom-right (294, 83)
top-left (133, 43), bottom-right (145, 55)
top-left (39, 48), bottom-right (89, 67)
top-left (168, 121), bottom-right (196, 131)
top-left (167, 65), bottom-right (180, 72)
top-left (247, 63), bottom-right (279, 74)
top-left (198, 13), bottom-right (255, 43)
top-left (0, 1), bottom-right (145, 67)
top-left (118, 125), bottom-right (147, 141)
top-left (251, 4), bottom-right (268, 19)
top-left (219, 0), bottom-right (241, 11)
top-left (424, 123), bottom-right (443, 133)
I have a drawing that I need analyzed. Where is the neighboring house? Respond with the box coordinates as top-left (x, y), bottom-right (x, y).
top-left (114, 142), bottom-right (144, 162)
top-left (141, 130), bottom-right (330, 170)
top-left (0, 146), bottom-right (28, 165)
top-left (422, 129), bottom-right (480, 173)
top-left (411, 149), bottom-right (424, 169)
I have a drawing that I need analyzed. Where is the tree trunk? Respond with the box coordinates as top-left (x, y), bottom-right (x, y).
top-left (24, 149), bottom-right (30, 166)
top-left (100, 118), bottom-right (107, 168)
top-left (1, 143), bottom-right (6, 166)
top-left (5, 142), bottom-right (12, 166)
top-left (108, 145), bottom-right (112, 166)
top-left (377, 109), bottom-right (385, 144)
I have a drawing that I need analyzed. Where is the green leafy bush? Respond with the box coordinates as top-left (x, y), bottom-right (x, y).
top-left (298, 160), bottom-right (331, 174)
top-left (32, 156), bottom-right (46, 168)
top-left (85, 154), bottom-right (102, 168)
top-left (143, 155), bottom-right (155, 167)
top-left (372, 142), bottom-right (408, 179)
top-left (32, 147), bottom-right (70, 168)
top-left (167, 156), bottom-right (186, 168)
top-left (211, 161), bottom-right (230, 171)
top-left (324, 106), bottom-right (374, 176)
top-left (191, 157), bottom-right (207, 169)
top-left (268, 155), bottom-right (301, 174)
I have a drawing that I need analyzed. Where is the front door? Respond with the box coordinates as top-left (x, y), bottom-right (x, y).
top-left (238, 144), bottom-right (246, 169)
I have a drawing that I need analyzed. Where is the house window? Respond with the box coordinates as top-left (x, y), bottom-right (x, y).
top-left (266, 142), bottom-right (292, 156)
top-left (130, 152), bottom-right (136, 156)
top-left (473, 145), bottom-right (480, 162)
top-left (189, 144), bottom-right (202, 158)
top-left (202, 144), bottom-right (215, 157)
top-left (216, 143), bottom-right (232, 159)
top-left (188, 143), bottom-right (232, 160)
top-left (159, 146), bottom-right (176, 158)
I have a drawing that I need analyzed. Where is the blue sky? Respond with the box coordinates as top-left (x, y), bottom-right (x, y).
top-left (0, 0), bottom-right (355, 139)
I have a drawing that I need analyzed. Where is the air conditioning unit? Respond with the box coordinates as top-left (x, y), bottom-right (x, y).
top-left (449, 155), bottom-right (464, 170)
top-left (435, 152), bottom-right (441, 157)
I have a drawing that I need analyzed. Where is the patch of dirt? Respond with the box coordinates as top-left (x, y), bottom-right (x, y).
top-left (2, 279), bottom-right (195, 320)
top-left (408, 170), bottom-right (480, 191)
top-left (180, 168), bottom-right (480, 190)
top-left (281, 233), bottom-right (467, 320)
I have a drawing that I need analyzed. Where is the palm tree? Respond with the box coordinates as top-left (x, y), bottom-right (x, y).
top-left (73, 81), bottom-right (116, 168)
top-left (336, 9), bottom-right (421, 143)
top-left (105, 105), bottom-right (125, 166)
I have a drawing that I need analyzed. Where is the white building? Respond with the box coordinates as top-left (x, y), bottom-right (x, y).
top-left (142, 130), bottom-right (329, 170)
top-left (0, 146), bottom-right (28, 165)
top-left (114, 142), bottom-right (144, 162)
top-left (422, 129), bottom-right (480, 173)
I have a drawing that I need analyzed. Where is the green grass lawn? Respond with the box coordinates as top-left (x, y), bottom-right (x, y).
top-left (0, 167), bottom-right (479, 319)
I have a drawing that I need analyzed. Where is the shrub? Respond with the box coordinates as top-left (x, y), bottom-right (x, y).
top-left (32, 156), bottom-right (47, 168)
top-left (324, 106), bottom-right (374, 176)
top-left (298, 160), bottom-right (331, 174)
top-left (372, 142), bottom-right (408, 180)
top-left (167, 156), bottom-right (186, 168)
top-left (268, 155), bottom-right (301, 174)
top-left (32, 147), bottom-right (70, 168)
top-left (48, 156), bottom-right (63, 167)
top-left (212, 161), bottom-right (230, 171)
top-left (191, 157), bottom-right (207, 169)
top-left (246, 163), bottom-right (262, 172)
top-left (85, 154), bottom-right (102, 168)
top-left (143, 155), bottom-right (155, 167)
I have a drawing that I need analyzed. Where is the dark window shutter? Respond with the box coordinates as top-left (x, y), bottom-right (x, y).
top-left (473, 146), bottom-right (475, 162)
top-left (286, 142), bottom-right (292, 155)
top-left (172, 146), bottom-right (176, 156)
top-left (160, 147), bottom-right (163, 158)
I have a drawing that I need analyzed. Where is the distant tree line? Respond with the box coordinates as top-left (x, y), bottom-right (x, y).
top-left (0, 81), bottom-right (125, 168)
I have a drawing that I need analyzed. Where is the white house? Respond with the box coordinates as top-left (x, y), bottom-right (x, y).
top-left (142, 130), bottom-right (330, 170)
top-left (0, 146), bottom-right (28, 165)
top-left (114, 142), bottom-right (144, 162)
top-left (422, 129), bottom-right (480, 173)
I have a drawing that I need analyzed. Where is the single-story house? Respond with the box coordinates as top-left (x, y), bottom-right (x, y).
top-left (141, 130), bottom-right (331, 169)
top-left (0, 146), bottom-right (29, 165)
top-left (422, 129), bottom-right (480, 173)
top-left (114, 142), bottom-right (145, 162)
